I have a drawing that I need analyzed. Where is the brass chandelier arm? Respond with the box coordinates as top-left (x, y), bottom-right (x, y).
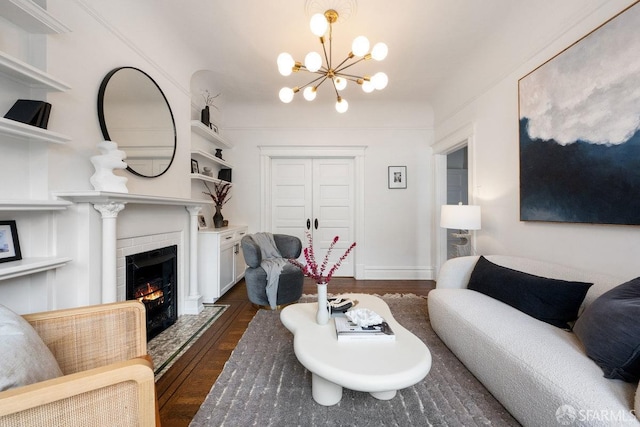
top-left (334, 56), bottom-right (370, 74)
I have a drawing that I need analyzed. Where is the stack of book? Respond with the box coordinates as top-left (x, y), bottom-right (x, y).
top-left (4, 100), bottom-right (52, 129)
top-left (334, 316), bottom-right (396, 341)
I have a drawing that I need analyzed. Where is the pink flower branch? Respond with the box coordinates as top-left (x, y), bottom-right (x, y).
top-left (288, 231), bottom-right (356, 285)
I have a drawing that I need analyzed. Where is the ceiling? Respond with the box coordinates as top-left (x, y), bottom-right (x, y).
top-left (141, 0), bottom-right (524, 107)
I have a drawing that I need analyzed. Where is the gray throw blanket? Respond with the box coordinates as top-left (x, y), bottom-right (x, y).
top-left (252, 232), bottom-right (288, 309)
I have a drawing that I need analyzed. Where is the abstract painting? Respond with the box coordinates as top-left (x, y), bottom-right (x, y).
top-left (519, 2), bottom-right (640, 225)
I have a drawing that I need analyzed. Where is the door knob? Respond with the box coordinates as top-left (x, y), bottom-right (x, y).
top-left (314, 218), bottom-right (318, 229)
top-left (307, 219), bottom-right (311, 230)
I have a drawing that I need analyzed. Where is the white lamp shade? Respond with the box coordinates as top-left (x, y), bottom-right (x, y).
top-left (334, 76), bottom-right (347, 91)
top-left (310, 13), bottom-right (328, 36)
top-left (303, 86), bottom-right (317, 101)
top-left (352, 36), bottom-right (370, 57)
top-left (440, 204), bottom-right (481, 230)
top-left (304, 52), bottom-right (322, 72)
top-left (371, 42), bottom-right (388, 61)
top-left (361, 80), bottom-right (375, 93)
top-left (335, 98), bottom-right (349, 113)
top-left (371, 72), bottom-right (388, 90)
top-left (279, 87), bottom-right (294, 103)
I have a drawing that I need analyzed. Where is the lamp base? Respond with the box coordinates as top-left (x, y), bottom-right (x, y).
top-left (449, 231), bottom-right (473, 257)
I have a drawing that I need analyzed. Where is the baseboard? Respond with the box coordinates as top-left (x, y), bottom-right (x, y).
top-left (363, 266), bottom-right (435, 280)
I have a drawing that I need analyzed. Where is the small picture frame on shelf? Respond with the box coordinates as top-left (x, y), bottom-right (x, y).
top-left (191, 159), bottom-right (199, 174)
top-left (211, 123), bottom-right (219, 134)
top-left (388, 166), bottom-right (407, 189)
top-left (197, 214), bottom-right (207, 229)
top-left (0, 220), bottom-right (22, 263)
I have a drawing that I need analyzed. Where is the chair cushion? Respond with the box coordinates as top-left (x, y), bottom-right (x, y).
top-left (573, 277), bottom-right (640, 382)
top-left (0, 304), bottom-right (63, 391)
top-left (468, 256), bottom-right (592, 329)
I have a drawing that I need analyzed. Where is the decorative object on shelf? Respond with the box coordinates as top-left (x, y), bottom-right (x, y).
top-left (191, 159), bottom-right (199, 174)
top-left (289, 230), bottom-right (356, 325)
top-left (0, 220), bottom-right (22, 264)
top-left (211, 123), bottom-right (219, 134)
top-left (388, 166), bottom-right (407, 189)
top-left (202, 166), bottom-right (213, 177)
top-left (198, 214), bottom-right (207, 229)
top-left (440, 202), bottom-right (481, 257)
top-left (214, 149), bottom-right (223, 159)
top-left (277, 5), bottom-right (388, 113)
top-left (4, 99), bottom-right (52, 129)
top-left (200, 89), bottom-right (220, 128)
top-left (218, 168), bottom-right (232, 183)
top-left (89, 141), bottom-right (128, 193)
top-left (203, 181), bottom-right (232, 228)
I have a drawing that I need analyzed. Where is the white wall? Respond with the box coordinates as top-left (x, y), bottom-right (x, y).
top-left (432, 0), bottom-right (640, 280)
top-left (223, 100), bottom-right (435, 279)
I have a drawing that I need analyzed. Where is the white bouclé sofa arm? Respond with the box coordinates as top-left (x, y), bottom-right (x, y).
top-left (436, 256), bottom-right (480, 289)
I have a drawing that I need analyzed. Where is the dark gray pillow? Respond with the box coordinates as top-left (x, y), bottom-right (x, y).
top-left (573, 277), bottom-right (640, 382)
top-left (468, 256), bottom-right (592, 329)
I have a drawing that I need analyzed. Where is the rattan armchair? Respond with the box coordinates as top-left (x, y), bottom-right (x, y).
top-left (0, 301), bottom-right (158, 427)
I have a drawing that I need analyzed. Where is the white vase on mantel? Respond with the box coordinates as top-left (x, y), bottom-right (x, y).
top-left (316, 282), bottom-right (330, 325)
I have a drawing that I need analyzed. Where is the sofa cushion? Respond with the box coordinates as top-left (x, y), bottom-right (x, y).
top-left (573, 277), bottom-right (640, 382)
top-left (468, 256), bottom-right (592, 329)
top-left (0, 304), bottom-right (63, 391)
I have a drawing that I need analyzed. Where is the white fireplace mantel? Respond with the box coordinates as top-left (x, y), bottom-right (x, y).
top-left (55, 191), bottom-right (213, 314)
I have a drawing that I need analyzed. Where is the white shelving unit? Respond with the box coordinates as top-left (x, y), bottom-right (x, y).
top-left (191, 120), bottom-right (234, 149)
top-left (190, 149), bottom-right (233, 169)
top-left (0, 4), bottom-right (72, 287)
top-left (0, 0), bottom-right (71, 34)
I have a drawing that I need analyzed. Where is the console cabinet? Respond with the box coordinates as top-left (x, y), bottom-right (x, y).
top-left (198, 225), bottom-right (247, 302)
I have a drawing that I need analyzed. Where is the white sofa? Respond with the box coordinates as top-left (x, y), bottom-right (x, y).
top-left (428, 255), bottom-right (640, 427)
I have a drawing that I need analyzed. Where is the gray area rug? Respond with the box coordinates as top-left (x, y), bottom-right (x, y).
top-left (190, 294), bottom-right (519, 426)
top-left (149, 304), bottom-right (227, 379)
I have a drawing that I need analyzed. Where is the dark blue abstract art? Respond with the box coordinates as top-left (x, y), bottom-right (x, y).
top-left (519, 2), bottom-right (640, 225)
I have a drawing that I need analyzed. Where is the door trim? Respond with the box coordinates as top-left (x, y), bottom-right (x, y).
top-left (259, 145), bottom-right (367, 279)
top-left (432, 125), bottom-right (476, 276)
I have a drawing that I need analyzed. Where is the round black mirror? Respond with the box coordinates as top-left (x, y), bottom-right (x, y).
top-left (98, 67), bottom-right (177, 178)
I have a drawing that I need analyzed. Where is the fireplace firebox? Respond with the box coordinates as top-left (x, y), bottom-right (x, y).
top-left (126, 245), bottom-right (177, 340)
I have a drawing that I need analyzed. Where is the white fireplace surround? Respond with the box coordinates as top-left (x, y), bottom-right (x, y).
top-left (55, 191), bottom-right (212, 315)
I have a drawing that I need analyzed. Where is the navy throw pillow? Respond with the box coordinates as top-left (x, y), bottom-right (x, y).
top-left (468, 256), bottom-right (592, 329)
top-left (573, 277), bottom-right (640, 382)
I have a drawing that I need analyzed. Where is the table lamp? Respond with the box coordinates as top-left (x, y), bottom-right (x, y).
top-left (440, 202), bottom-right (481, 256)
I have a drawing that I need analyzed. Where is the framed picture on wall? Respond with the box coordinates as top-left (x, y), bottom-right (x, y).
top-left (518, 2), bottom-right (640, 225)
top-left (388, 166), bottom-right (407, 189)
top-left (0, 220), bottom-right (22, 263)
top-left (197, 214), bottom-right (207, 229)
top-left (191, 159), bottom-right (199, 174)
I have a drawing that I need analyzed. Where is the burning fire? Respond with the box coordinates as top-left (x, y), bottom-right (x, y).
top-left (135, 282), bottom-right (164, 303)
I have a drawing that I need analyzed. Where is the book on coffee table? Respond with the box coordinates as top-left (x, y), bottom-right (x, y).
top-left (334, 316), bottom-right (396, 341)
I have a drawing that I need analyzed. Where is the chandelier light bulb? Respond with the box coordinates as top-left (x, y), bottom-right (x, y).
top-left (361, 80), bottom-right (375, 93)
top-left (371, 42), bottom-right (388, 61)
top-left (334, 76), bottom-right (347, 91)
top-left (303, 86), bottom-right (317, 101)
top-left (304, 52), bottom-right (322, 72)
top-left (351, 36), bottom-right (370, 57)
top-left (335, 97), bottom-right (349, 113)
top-left (279, 87), bottom-right (295, 103)
top-left (371, 72), bottom-right (388, 90)
top-left (310, 13), bottom-right (329, 36)
top-left (277, 52), bottom-right (295, 76)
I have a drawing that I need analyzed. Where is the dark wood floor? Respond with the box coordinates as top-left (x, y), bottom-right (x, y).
top-left (156, 277), bottom-right (436, 427)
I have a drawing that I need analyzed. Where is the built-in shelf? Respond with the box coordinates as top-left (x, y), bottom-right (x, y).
top-left (0, 0), bottom-right (71, 34)
top-left (0, 257), bottom-right (72, 282)
top-left (54, 191), bottom-right (214, 208)
top-left (190, 174), bottom-right (232, 186)
top-left (190, 120), bottom-right (233, 149)
top-left (0, 50), bottom-right (71, 91)
top-left (190, 149), bottom-right (233, 168)
top-left (0, 199), bottom-right (72, 211)
top-left (0, 117), bottom-right (71, 144)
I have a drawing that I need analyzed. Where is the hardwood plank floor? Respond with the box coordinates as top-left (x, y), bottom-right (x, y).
top-left (156, 277), bottom-right (436, 427)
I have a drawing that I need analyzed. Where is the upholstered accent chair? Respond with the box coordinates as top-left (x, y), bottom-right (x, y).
top-left (241, 233), bottom-right (304, 308)
top-left (0, 301), bottom-right (158, 426)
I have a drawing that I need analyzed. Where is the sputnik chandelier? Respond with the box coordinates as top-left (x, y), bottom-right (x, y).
top-left (277, 8), bottom-right (388, 113)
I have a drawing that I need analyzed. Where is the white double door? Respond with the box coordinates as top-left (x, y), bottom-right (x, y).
top-left (271, 158), bottom-right (355, 277)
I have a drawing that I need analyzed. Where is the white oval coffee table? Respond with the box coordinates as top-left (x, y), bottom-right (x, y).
top-left (280, 293), bottom-right (432, 406)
